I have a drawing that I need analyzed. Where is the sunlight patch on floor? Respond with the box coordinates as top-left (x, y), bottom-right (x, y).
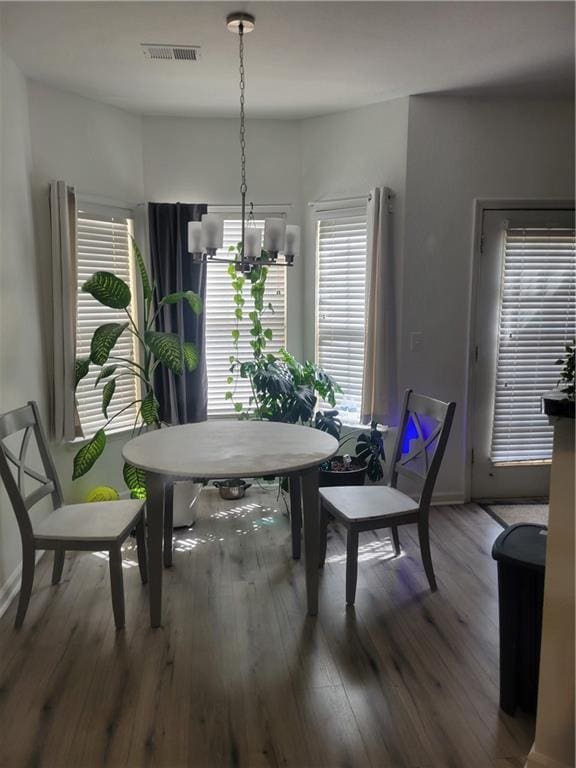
top-left (326, 537), bottom-right (400, 565)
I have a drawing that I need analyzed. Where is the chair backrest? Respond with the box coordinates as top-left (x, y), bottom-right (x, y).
top-left (389, 389), bottom-right (456, 510)
top-left (0, 401), bottom-right (63, 543)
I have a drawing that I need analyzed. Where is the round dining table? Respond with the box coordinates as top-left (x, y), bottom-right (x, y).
top-left (123, 420), bottom-right (338, 627)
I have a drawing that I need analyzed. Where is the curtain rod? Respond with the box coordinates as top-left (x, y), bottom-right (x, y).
top-left (308, 194), bottom-right (371, 207)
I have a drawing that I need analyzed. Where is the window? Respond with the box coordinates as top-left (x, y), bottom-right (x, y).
top-left (316, 212), bottom-right (368, 424)
top-left (75, 205), bottom-right (140, 437)
top-left (490, 225), bottom-right (575, 463)
top-left (205, 219), bottom-right (287, 416)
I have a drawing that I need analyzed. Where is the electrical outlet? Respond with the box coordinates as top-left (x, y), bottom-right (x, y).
top-left (410, 331), bottom-right (423, 352)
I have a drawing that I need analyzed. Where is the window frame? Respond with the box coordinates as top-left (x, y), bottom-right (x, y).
top-left (204, 208), bottom-right (289, 419)
top-left (74, 199), bottom-right (141, 441)
top-left (314, 204), bottom-right (369, 426)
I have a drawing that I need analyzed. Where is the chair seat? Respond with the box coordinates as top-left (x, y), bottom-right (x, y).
top-left (34, 500), bottom-right (144, 543)
top-left (320, 485), bottom-right (418, 524)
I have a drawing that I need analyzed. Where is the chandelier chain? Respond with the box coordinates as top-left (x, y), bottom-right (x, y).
top-left (239, 22), bottom-right (247, 264)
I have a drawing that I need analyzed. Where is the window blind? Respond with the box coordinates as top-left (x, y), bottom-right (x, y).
top-left (76, 208), bottom-right (139, 437)
top-left (316, 214), bottom-right (368, 424)
top-left (490, 226), bottom-right (576, 463)
top-left (205, 220), bottom-right (286, 417)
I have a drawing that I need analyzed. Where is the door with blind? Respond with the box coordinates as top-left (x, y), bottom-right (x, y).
top-left (471, 207), bottom-right (575, 500)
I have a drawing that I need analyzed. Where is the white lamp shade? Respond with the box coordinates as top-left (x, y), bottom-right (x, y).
top-left (188, 221), bottom-right (202, 254)
top-left (201, 214), bottom-right (224, 250)
top-left (263, 217), bottom-right (286, 253)
top-left (284, 225), bottom-right (300, 256)
top-left (245, 228), bottom-right (263, 259)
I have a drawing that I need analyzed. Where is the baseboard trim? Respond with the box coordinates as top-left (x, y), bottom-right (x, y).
top-left (0, 551), bottom-right (45, 621)
top-left (431, 494), bottom-right (466, 506)
top-left (525, 746), bottom-right (574, 768)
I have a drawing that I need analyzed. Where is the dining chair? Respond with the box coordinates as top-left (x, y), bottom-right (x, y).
top-left (0, 401), bottom-right (148, 629)
top-left (319, 389), bottom-right (456, 605)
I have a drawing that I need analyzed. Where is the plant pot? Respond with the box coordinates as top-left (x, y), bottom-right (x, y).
top-left (213, 479), bottom-right (252, 500)
top-left (319, 456), bottom-right (367, 487)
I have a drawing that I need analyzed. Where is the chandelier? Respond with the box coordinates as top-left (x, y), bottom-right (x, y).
top-left (188, 12), bottom-right (299, 274)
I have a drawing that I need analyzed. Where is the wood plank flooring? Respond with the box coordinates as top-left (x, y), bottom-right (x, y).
top-left (0, 488), bottom-right (534, 768)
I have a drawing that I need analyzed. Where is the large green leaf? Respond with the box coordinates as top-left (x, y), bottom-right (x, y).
top-left (82, 271), bottom-right (131, 309)
top-left (141, 390), bottom-right (159, 425)
top-left (183, 342), bottom-right (199, 372)
top-left (144, 331), bottom-right (183, 374)
top-left (130, 236), bottom-right (152, 301)
top-left (102, 379), bottom-right (116, 418)
top-left (90, 322), bottom-right (128, 365)
top-left (123, 461), bottom-right (146, 491)
top-left (163, 290), bottom-right (203, 315)
top-left (72, 429), bottom-right (106, 480)
top-left (75, 357), bottom-right (90, 389)
top-left (94, 365), bottom-right (118, 387)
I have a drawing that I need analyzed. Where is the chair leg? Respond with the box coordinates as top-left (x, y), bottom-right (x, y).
top-left (109, 546), bottom-right (125, 629)
top-left (391, 526), bottom-right (401, 557)
top-left (163, 482), bottom-right (174, 568)
top-left (15, 545), bottom-right (35, 629)
top-left (345, 529), bottom-right (359, 607)
top-left (52, 550), bottom-right (65, 585)
top-left (135, 515), bottom-right (148, 585)
top-left (417, 516), bottom-right (437, 592)
top-left (319, 506), bottom-right (329, 568)
top-left (289, 474), bottom-right (302, 560)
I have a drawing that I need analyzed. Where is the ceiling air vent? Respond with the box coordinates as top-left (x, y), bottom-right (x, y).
top-left (141, 44), bottom-right (201, 62)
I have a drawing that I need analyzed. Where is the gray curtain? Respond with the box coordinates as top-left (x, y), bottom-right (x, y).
top-left (49, 181), bottom-right (80, 441)
top-left (149, 202), bottom-right (208, 424)
top-left (361, 187), bottom-right (398, 425)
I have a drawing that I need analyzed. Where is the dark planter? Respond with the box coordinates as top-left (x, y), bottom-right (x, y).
top-left (319, 456), bottom-right (367, 487)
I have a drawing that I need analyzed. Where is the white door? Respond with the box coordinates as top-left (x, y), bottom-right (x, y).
top-left (471, 207), bottom-right (575, 501)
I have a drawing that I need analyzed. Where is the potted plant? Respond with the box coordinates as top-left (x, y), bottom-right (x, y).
top-left (73, 237), bottom-right (203, 500)
top-left (318, 418), bottom-right (386, 487)
top-left (556, 339), bottom-right (575, 400)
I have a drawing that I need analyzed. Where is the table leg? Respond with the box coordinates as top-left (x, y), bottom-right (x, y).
top-left (289, 473), bottom-right (302, 560)
top-left (301, 466), bottom-right (320, 616)
top-left (146, 471), bottom-right (165, 628)
top-left (163, 481), bottom-right (174, 568)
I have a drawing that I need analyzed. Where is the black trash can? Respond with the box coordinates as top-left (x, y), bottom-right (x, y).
top-left (492, 523), bottom-right (547, 716)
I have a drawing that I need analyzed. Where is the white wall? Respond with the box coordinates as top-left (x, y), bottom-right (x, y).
top-left (401, 96), bottom-right (575, 500)
top-left (26, 81), bottom-right (145, 504)
top-left (0, 47), bottom-right (48, 592)
top-left (142, 115), bottom-right (304, 358)
top-left (300, 98), bottom-right (410, 362)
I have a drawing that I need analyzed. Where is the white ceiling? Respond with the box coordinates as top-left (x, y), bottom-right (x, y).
top-left (1, 2), bottom-right (573, 119)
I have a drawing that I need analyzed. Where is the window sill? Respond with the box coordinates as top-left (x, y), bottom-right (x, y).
top-left (66, 425), bottom-right (136, 447)
top-left (491, 459), bottom-right (552, 467)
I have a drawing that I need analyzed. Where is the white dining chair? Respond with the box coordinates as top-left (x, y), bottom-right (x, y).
top-left (0, 401), bottom-right (147, 629)
top-left (319, 389), bottom-right (456, 605)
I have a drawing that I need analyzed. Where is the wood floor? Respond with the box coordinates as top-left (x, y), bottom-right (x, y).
top-left (0, 488), bottom-right (534, 768)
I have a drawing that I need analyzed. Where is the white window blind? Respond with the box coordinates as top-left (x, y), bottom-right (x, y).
top-left (490, 226), bottom-right (575, 463)
top-left (316, 213), bottom-right (368, 424)
top-left (205, 219), bottom-right (286, 417)
top-left (76, 207), bottom-right (139, 437)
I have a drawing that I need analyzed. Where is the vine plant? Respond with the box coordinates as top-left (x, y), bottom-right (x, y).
top-left (73, 237), bottom-right (202, 496)
top-left (223, 244), bottom-right (340, 430)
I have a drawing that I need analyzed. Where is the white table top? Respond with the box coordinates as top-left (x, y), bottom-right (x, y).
top-left (122, 420), bottom-right (338, 478)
